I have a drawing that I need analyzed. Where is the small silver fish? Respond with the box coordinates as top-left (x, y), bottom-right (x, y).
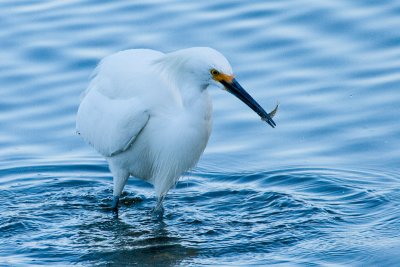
top-left (268, 103), bottom-right (279, 119)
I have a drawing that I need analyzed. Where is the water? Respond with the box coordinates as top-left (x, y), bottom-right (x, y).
top-left (1, 0), bottom-right (400, 266)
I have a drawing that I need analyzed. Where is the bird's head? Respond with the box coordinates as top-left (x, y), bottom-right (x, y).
top-left (159, 47), bottom-right (277, 128)
top-left (205, 48), bottom-right (277, 128)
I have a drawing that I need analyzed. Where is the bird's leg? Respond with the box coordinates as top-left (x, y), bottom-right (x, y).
top-left (109, 164), bottom-right (129, 215)
top-left (155, 196), bottom-right (165, 212)
top-left (111, 195), bottom-right (119, 214)
top-left (152, 195), bottom-right (165, 218)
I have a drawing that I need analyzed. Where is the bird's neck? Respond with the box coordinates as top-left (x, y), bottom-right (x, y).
top-left (177, 78), bottom-right (209, 107)
top-left (161, 68), bottom-right (209, 107)
top-left (155, 55), bottom-right (209, 107)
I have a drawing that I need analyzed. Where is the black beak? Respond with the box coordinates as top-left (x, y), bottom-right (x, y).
top-left (221, 78), bottom-right (276, 128)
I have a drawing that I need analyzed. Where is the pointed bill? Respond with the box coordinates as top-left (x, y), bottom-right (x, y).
top-left (221, 78), bottom-right (277, 128)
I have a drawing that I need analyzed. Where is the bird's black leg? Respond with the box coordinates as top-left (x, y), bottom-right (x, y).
top-left (152, 195), bottom-right (165, 219)
top-left (111, 195), bottom-right (119, 216)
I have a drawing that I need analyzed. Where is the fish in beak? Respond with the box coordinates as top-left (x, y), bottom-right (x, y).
top-left (212, 70), bottom-right (278, 128)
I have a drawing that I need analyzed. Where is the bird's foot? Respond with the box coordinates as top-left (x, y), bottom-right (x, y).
top-left (151, 205), bottom-right (164, 220)
top-left (151, 197), bottom-right (165, 219)
top-left (111, 196), bottom-right (119, 217)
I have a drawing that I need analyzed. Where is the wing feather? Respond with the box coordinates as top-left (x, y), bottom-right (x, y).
top-left (76, 88), bottom-right (149, 157)
top-left (76, 49), bottom-right (171, 157)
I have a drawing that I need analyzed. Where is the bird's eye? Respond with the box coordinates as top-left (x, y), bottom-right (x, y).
top-left (210, 69), bottom-right (220, 76)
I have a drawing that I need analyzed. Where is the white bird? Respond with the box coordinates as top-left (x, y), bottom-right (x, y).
top-left (76, 47), bottom-right (277, 214)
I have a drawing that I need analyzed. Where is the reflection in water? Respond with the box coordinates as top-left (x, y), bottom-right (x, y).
top-left (78, 216), bottom-right (197, 266)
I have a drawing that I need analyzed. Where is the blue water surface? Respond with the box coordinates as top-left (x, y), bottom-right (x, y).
top-left (1, 1), bottom-right (400, 266)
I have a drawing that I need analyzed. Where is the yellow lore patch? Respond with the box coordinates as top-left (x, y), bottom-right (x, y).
top-left (211, 70), bottom-right (234, 83)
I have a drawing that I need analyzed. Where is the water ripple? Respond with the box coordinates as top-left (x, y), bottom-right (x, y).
top-left (1, 0), bottom-right (400, 265)
top-left (1, 162), bottom-right (399, 265)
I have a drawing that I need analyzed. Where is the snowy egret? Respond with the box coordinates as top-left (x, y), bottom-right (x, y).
top-left (76, 47), bottom-right (277, 214)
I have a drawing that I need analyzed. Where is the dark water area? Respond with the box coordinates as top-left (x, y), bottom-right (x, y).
top-left (1, 1), bottom-right (400, 266)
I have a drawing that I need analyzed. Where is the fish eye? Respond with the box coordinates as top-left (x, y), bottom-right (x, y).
top-left (210, 69), bottom-right (220, 76)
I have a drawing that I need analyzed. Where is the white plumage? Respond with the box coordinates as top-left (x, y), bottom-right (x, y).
top-left (76, 47), bottom-right (277, 213)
